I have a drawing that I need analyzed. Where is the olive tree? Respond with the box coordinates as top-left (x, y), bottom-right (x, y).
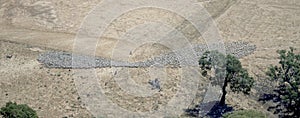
top-left (199, 51), bottom-right (254, 105)
top-left (265, 47), bottom-right (300, 118)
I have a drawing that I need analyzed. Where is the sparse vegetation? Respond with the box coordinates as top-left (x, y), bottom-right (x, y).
top-left (0, 102), bottom-right (38, 118)
top-left (223, 110), bottom-right (266, 118)
top-left (0, 0), bottom-right (299, 117)
top-left (263, 47), bottom-right (300, 118)
top-left (199, 51), bottom-right (254, 105)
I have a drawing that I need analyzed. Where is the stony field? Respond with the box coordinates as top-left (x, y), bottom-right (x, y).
top-left (0, 0), bottom-right (300, 117)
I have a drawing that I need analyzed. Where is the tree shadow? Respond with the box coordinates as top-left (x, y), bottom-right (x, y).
top-left (258, 93), bottom-right (282, 114)
top-left (185, 101), bottom-right (234, 118)
top-left (258, 93), bottom-right (280, 103)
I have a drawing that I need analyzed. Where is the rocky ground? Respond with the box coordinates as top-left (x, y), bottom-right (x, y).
top-left (36, 41), bottom-right (256, 69)
top-left (0, 39), bottom-right (272, 118)
top-left (0, 0), bottom-right (300, 118)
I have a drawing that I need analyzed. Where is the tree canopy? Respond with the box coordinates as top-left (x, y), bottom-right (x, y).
top-left (0, 102), bottom-right (38, 118)
top-left (223, 110), bottom-right (266, 118)
top-left (199, 51), bottom-right (254, 105)
top-left (265, 47), bottom-right (300, 118)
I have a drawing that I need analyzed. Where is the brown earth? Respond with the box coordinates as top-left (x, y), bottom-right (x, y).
top-left (0, 0), bottom-right (300, 117)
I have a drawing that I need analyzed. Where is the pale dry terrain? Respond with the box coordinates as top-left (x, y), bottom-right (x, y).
top-left (0, 41), bottom-right (92, 117)
top-left (0, 0), bottom-right (300, 117)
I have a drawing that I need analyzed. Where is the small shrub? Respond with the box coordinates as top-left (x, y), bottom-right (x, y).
top-left (0, 102), bottom-right (38, 118)
top-left (223, 110), bottom-right (266, 118)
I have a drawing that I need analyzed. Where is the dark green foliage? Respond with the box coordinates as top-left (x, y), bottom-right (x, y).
top-left (229, 69), bottom-right (254, 94)
top-left (0, 102), bottom-right (38, 118)
top-left (199, 51), bottom-right (254, 105)
top-left (265, 47), bottom-right (300, 118)
top-left (223, 110), bottom-right (266, 118)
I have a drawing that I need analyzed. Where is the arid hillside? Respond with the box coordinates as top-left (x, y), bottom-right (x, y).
top-left (0, 0), bottom-right (299, 117)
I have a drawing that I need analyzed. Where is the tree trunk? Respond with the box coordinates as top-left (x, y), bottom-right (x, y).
top-left (219, 78), bottom-right (228, 106)
top-left (219, 90), bottom-right (227, 106)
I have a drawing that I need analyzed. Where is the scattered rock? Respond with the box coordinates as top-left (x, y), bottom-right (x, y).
top-left (149, 78), bottom-right (161, 91)
top-left (37, 41), bottom-right (256, 69)
top-left (6, 55), bottom-right (13, 59)
top-left (29, 47), bottom-right (44, 52)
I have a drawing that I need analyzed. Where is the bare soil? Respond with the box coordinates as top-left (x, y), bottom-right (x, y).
top-left (0, 0), bottom-right (300, 117)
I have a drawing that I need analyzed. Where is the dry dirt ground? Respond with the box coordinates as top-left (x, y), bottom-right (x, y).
top-left (0, 0), bottom-right (300, 118)
top-left (0, 40), bottom-right (92, 117)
